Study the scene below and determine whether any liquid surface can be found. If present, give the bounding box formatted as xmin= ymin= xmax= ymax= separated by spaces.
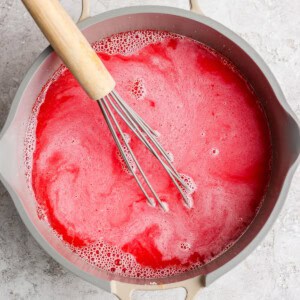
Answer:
xmin=26 ymin=30 xmax=272 ymax=278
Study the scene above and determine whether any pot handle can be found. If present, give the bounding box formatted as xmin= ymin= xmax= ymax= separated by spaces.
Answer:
xmin=189 ymin=0 xmax=203 ymax=15
xmin=79 ymin=0 xmax=90 ymax=22
xmin=111 ymin=275 xmax=203 ymax=300
xmin=78 ymin=0 xmax=203 ymax=22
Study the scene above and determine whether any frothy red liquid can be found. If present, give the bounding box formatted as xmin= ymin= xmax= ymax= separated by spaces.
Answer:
xmin=29 ymin=30 xmax=272 ymax=278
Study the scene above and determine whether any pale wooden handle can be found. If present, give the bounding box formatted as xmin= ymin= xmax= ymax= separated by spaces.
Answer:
xmin=22 ymin=0 xmax=115 ymax=100
xmin=189 ymin=0 xmax=204 ymax=15
xmin=79 ymin=0 xmax=90 ymax=22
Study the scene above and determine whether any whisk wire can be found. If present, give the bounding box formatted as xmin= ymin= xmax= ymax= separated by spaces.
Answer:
xmin=98 ymin=97 xmax=167 ymax=210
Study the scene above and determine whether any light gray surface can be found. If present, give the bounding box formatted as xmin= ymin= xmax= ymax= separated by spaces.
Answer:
xmin=0 ymin=0 xmax=299 ymax=299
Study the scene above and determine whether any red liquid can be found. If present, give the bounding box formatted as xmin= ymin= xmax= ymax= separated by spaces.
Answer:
xmin=28 ymin=31 xmax=272 ymax=278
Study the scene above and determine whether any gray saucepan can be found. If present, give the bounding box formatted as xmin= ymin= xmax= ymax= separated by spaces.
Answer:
xmin=0 ymin=1 xmax=299 ymax=299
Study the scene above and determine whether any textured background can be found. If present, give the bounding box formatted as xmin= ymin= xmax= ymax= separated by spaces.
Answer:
xmin=0 ymin=0 xmax=299 ymax=299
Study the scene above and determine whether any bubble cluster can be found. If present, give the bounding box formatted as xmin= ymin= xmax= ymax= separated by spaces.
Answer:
xmin=178 ymin=174 xmax=197 ymax=208
xmin=73 ymin=239 xmax=203 ymax=279
xmin=36 ymin=205 xmax=46 ymax=220
xmin=116 ymin=134 xmax=137 ymax=174
xmin=130 ymin=78 xmax=146 ymax=101
xmin=24 ymin=65 xmax=67 ymax=187
xmin=93 ymin=30 xmax=183 ymax=56
xmin=180 ymin=174 xmax=197 ymax=193
xmin=222 ymin=242 xmax=234 ymax=253
xmin=180 ymin=242 xmax=191 ymax=251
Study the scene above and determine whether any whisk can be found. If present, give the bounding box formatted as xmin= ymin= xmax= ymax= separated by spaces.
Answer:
xmin=22 ymin=0 xmax=192 ymax=210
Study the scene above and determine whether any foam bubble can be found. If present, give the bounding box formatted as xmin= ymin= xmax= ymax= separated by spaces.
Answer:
xmin=130 ymin=78 xmax=146 ymax=101
xmin=180 ymin=242 xmax=191 ymax=251
xmin=210 ymin=147 xmax=219 ymax=156
xmin=166 ymin=151 xmax=174 ymax=163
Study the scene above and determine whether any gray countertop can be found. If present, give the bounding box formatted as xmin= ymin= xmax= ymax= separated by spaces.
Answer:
xmin=0 ymin=0 xmax=299 ymax=299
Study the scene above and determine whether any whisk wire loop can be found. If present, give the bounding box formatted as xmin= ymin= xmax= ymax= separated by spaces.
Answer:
xmin=97 ymin=90 xmax=193 ymax=210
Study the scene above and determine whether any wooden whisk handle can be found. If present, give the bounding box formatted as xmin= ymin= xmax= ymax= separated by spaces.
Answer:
xmin=22 ymin=0 xmax=116 ymax=100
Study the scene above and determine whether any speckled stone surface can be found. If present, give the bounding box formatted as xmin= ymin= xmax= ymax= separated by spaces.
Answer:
xmin=0 ymin=0 xmax=299 ymax=299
